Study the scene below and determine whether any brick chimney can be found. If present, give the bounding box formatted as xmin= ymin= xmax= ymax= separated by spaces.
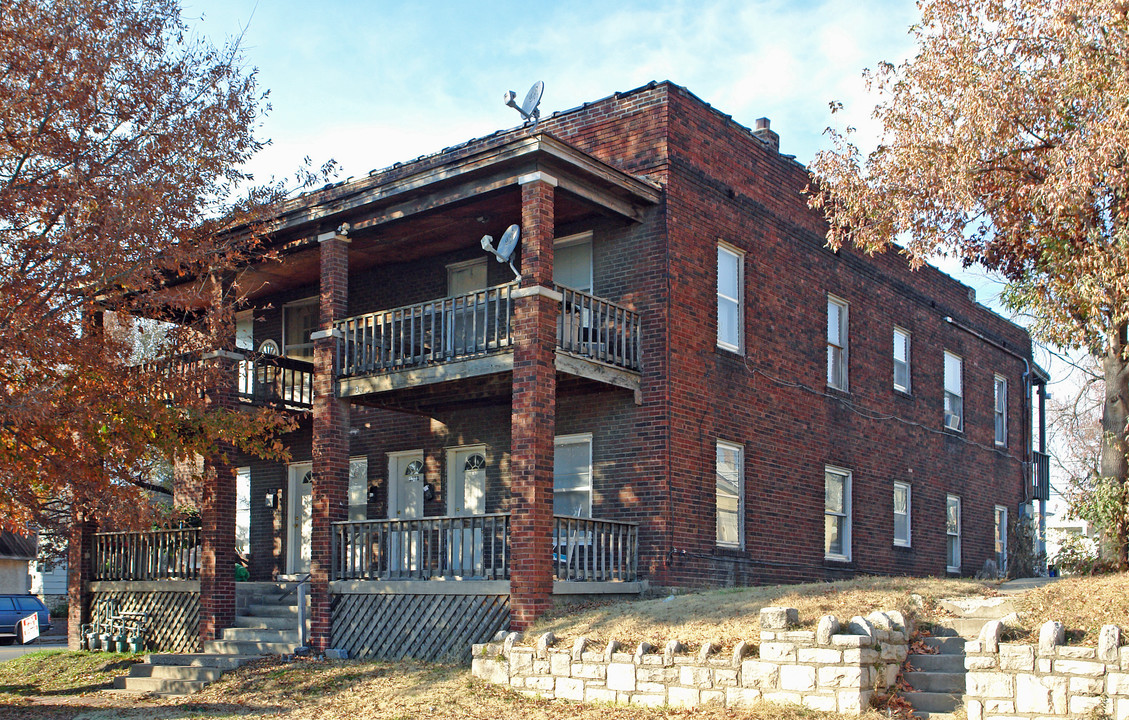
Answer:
xmin=753 ymin=117 xmax=779 ymax=151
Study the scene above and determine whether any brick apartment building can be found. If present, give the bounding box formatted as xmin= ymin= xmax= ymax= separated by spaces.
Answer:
xmin=74 ymin=81 xmax=1050 ymax=659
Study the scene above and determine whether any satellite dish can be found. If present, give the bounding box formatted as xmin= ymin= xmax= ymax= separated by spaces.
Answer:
xmin=480 ymin=224 xmax=522 ymax=281
xmin=504 ymin=81 xmax=544 ymax=129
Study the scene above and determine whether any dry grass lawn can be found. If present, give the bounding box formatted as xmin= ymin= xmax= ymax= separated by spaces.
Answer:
xmin=530 ymin=576 xmax=996 ymax=650
xmin=1011 ymin=572 xmax=1129 ymax=645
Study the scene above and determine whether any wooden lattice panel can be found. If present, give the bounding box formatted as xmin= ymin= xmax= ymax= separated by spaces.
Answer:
xmin=331 ymin=593 xmax=509 ymax=662
xmin=91 ymin=590 xmax=201 ymax=654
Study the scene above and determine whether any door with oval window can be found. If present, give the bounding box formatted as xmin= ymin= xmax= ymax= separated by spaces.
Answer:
xmin=447 ymin=446 xmax=486 ymax=577
xmin=388 ymin=451 xmax=424 ymax=575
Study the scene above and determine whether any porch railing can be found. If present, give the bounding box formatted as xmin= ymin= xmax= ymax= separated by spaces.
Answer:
xmin=335 ymin=283 xmax=516 ymax=376
xmin=553 ymin=515 xmax=639 ymax=582
xmin=331 ymin=514 xmax=511 ymax=581
xmin=556 ymin=286 xmax=642 ymax=372
xmin=92 ymin=528 xmax=201 ymax=581
xmin=1032 ymin=450 xmax=1051 ymax=501
xmin=235 ymin=352 xmax=315 ymax=411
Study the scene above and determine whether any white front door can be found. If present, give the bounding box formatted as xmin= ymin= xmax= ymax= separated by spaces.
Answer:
xmin=388 ymin=451 xmax=424 ymax=575
xmin=287 ymin=462 xmax=313 ymax=575
xmin=447 ymin=446 xmax=486 ymax=577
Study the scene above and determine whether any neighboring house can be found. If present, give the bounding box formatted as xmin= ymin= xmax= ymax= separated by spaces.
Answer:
xmin=1045 ymin=495 xmax=1095 ymax=564
xmin=0 ymin=532 xmax=36 ymax=594
xmin=73 ymin=82 xmax=1051 ymax=658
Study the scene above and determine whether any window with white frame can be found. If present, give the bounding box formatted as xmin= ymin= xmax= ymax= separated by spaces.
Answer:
xmin=283 ymin=297 xmax=318 ymax=359
xmin=827 ymin=296 xmax=848 ymax=390
xmin=716 ymin=441 xmax=743 ymax=547
xmin=348 ymin=456 xmax=369 ymax=521
xmin=554 ymin=434 xmax=592 ymax=517
xmin=824 ymin=467 xmax=852 ymax=560
xmin=893 ymin=481 xmax=911 ymax=547
xmin=717 ymin=244 xmax=743 ymax=352
xmin=994 ymin=375 xmax=1008 ymax=446
xmin=943 ymin=351 xmax=963 ymax=431
xmin=946 ymin=494 xmax=962 ymax=572
xmin=894 ymin=327 xmax=911 ymax=393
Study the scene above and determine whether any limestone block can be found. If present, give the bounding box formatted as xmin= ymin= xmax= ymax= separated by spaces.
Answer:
xmin=726 ymin=686 xmax=763 ymax=708
xmin=763 ymin=690 xmax=803 ymax=706
xmin=471 ymin=657 xmax=508 ymax=685
xmin=1015 ymin=673 xmax=1067 ymax=714
xmin=535 ymin=632 xmax=555 ymax=659
xmin=984 ymin=700 xmax=1015 ymax=714
xmin=1038 ymin=621 xmax=1065 ymax=655
xmin=1057 ymin=659 xmax=1106 ymax=677
xmin=503 ymin=632 xmax=521 ymax=655
xmin=637 ymin=666 xmax=677 ymax=683
xmin=509 ymin=676 xmax=524 ymax=688
xmin=680 ymin=664 xmax=713 ymax=688
xmin=525 ymin=675 xmax=554 ymax=691
xmin=580 ymin=651 xmax=601 ymax=663
xmin=886 ymin=610 xmax=909 ymax=634
xmin=1118 ymin=698 xmax=1129 ymax=720
xmin=572 ymin=663 xmax=605 ymax=680
xmin=714 ymin=668 xmax=739 ymax=687
xmin=803 ymin=693 xmax=839 ymax=711
xmin=668 ymin=686 xmax=700 ymax=708
xmin=979 ymin=620 xmax=1003 ymax=654
xmin=867 ymin=611 xmax=894 ymax=632
xmin=732 ymin=640 xmax=751 ymax=666
xmin=967 ymin=698 xmax=984 ymax=720
xmin=842 ymin=648 xmax=879 ymax=664
xmin=698 ymin=642 xmax=717 ymax=663
xmin=1108 ymin=672 xmax=1129 ymax=695
xmin=817 ymin=615 xmax=841 ymax=645
xmin=611 ymin=652 xmax=632 ymax=663
xmin=606 ymin=662 xmax=636 ymax=692
xmin=1100 ymin=626 xmax=1122 ymax=663
xmin=549 ymin=652 xmax=570 ymax=676
xmin=510 ymin=649 xmax=534 ymax=675
xmin=1071 ymin=695 xmax=1104 ymax=714
xmin=760 ymin=606 xmax=799 ymax=629
xmin=701 ymin=689 xmax=725 ymax=706
xmin=603 ymin=639 xmax=620 ymax=662
xmin=837 ymin=689 xmax=871 ymax=714
xmin=818 ymin=664 xmax=863 ymax=689
xmin=1122 ymin=646 xmax=1129 ymax=670
xmin=880 ymin=643 xmax=906 ymax=662
xmin=999 ymin=644 xmax=1035 ymax=672
xmin=1070 ymin=676 xmax=1104 ymax=695
xmin=628 ymin=693 xmax=666 ymax=707
xmin=832 ymin=634 xmax=869 ymax=648
xmin=799 ymin=648 xmax=844 ymax=664
xmin=967 ymin=671 xmax=1015 ymax=698
xmin=633 ymin=642 xmax=653 ymax=665
xmin=760 ymin=631 xmax=776 ymax=641
xmin=741 ymin=659 xmax=780 ymax=689
xmin=965 ymin=640 xmax=983 ymax=653
xmin=636 ymin=681 xmax=666 ymax=693
xmin=780 ymin=665 xmax=817 ymax=692
xmin=760 ymin=642 xmax=797 ymax=661
xmin=1038 ymin=658 xmax=1052 ymax=672
xmin=848 ymin=616 xmax=876 ymax=643
xmin=783 ymin=630 xmax=817 ymax=643
xmin=532 ymin=660 xmax=549 ymax=674
xmin=585 ymin=685 xmax=617 ymax=703
xmin=570 ymin=636 xmax=588 ymax=662
xmin=555 ymin=676 xmax=585 ymax=701
xmin=640 ymin=655 xmax=662 ymax=666
xmin=883 ymin=664 xmax=900 ymax=689
xmin=1058 ymin=645 xmax=1098 ymax=659
xmin=966 ymin=656 xmax=998 ymax=671
xmin=663 ymin=639 xmax=683 ymax=667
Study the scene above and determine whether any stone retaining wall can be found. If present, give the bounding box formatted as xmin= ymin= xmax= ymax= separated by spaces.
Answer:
xmin=471 ymin=606 xmax=911 ymax=712
xmin=964 ymin=620 xmax=1128 ymax=720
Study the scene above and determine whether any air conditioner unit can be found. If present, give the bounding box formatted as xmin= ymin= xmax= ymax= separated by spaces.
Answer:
xmin=944 ymin=413 xmax=962 ymax=431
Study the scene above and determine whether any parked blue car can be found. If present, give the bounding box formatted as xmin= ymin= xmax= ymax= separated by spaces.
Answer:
xmin=0 ymin=594 xmax=52 ymax=644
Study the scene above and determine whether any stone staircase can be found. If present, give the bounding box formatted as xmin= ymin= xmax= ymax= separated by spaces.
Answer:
xmin=906 ymin=596 xmax=1018 ymax=720
xmin=112 ymin=581 xmax=308 ymax=696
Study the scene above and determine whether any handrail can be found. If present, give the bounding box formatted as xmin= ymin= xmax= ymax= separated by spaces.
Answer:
xmin=278 ymin=572 xmax=311 ymax=648
xmin=92 ymin=528 xmax=201 ymax=581
xmin=552 ymin=514 xmax=639 ymax=582
xmin=555 ymin=285 xmax=642 ymax=371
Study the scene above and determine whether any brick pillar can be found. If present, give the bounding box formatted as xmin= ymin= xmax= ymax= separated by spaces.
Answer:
xmin=67 ymin=511 xmax=97 ymax=650
xmin=309 ymin=229 xmax=350 ymax=652
xmin=509 ymin=173 xmax=559 ymax=630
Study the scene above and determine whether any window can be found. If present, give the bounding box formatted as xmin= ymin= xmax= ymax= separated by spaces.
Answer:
xmin=943 ymin=351 xmax=963 ymax=431
xmin=994 ymin=505 xmax=1008 ymax=576
xmin=554 ymin=434 xmax=592 ymax=517
xmin=236 ymin=467 xmax=251 ymax=557
xmin=893 ymin=481 xmax=911 ymax=547
xmin=716 ymin=441 xmax=743 ymax=547
xmin=946 ymin=494 xmax=961 ymax=572
xmin=717 ymin=244 xmax=743 ymax=352
xmin=349 ymin=456 xmax=369 ymax=521
xmin=994 ymin=375 xmax=1008 ymax=446
xmin=283 ymin=298 xmax=318 ymax=359
xmin=827 ymin=296 xmax=848 ymax=390
xmin=824 ymin=467 xmax=851 ymax=561
xmin=893 ymin=327 xmax=911 ymax=393
xmin=554 ymin=233 xmax=593 ymax=292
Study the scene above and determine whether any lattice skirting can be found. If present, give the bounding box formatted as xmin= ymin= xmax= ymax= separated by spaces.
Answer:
xmin=90 ymin=590 xmax=201 ymax=654
xmin=331 ymin=593 xmax=509 ymax=662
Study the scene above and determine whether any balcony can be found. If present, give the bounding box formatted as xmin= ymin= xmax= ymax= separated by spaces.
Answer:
xmin=334 ymin=283 xmax=642 ymax=399
xmin=1032 ymin=450 xmax=1050 ymax=501
xmin=146 ymin=351 xmax=314 ymax=412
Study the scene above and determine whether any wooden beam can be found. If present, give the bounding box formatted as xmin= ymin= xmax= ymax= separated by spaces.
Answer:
xmin=554 ymin=352 xmax=641 ymax=393
xmin=330 ymin=580 xmax=510 ymax=595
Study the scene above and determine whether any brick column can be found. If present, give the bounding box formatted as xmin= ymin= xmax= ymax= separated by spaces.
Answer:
xmin=67 ymin=511 xmax=97 ymax=650
xmin=309 ymin=228 xmax=350 ymax=652
xmin=509 ymin=173 xmax=559 ymax=630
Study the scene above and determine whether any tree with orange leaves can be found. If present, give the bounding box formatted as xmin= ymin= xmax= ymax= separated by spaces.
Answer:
xmin=0 ymin=0 xmax=308 ymax=540
xmin=809 ymin=0 xmax=1129 ymax=569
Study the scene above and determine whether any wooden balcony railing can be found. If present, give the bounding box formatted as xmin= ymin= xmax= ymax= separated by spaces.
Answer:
xmin=1033 ymin=450 xmax=1051 ymax=501
xmin=556 ymin=285 xmax=642 ymax=372
xmin=235 ymin=352 xmax=315 ymax=411
xmin=331 ymin=514 xmax=511 ymax=581
xmin=92 ymin=528 xmax=200 ymax=581
xmin=335 ymin=283 xmax=516 ymax=377
xmin=553 ymin=515 xmax=639 ymax=582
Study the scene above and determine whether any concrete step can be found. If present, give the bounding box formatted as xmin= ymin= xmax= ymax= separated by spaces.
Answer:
xmin=145 ymin=653 xmax=257 ymax=669
xmin=202 ymin=639 xmax=299 ymax=655
xmin=907 ymin=653 xmax=966 ymax=672
xmin=127 ymin=664 xmax=223 ymax=682
xmin=245 ymin=604 xmax=300 ymax=617
xmin=922 ymin=636 xmax=967 ymax=653
xmin=221 ymin=628 xmax=300 ymax=643
xmin=935 ymin=617 xmax=990 ymax=639
xmin=906 ymin=691 xmax=963 ymax=714
xmin=235 ymin=615 xmax=298 ymax=630
xmin=112 ymin=676 xmax=208 ymax=695
xmin=938 ymin=597 xmax=1017 ymax=619
xmin=904 ymin=672 xmax=966 ymax=693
